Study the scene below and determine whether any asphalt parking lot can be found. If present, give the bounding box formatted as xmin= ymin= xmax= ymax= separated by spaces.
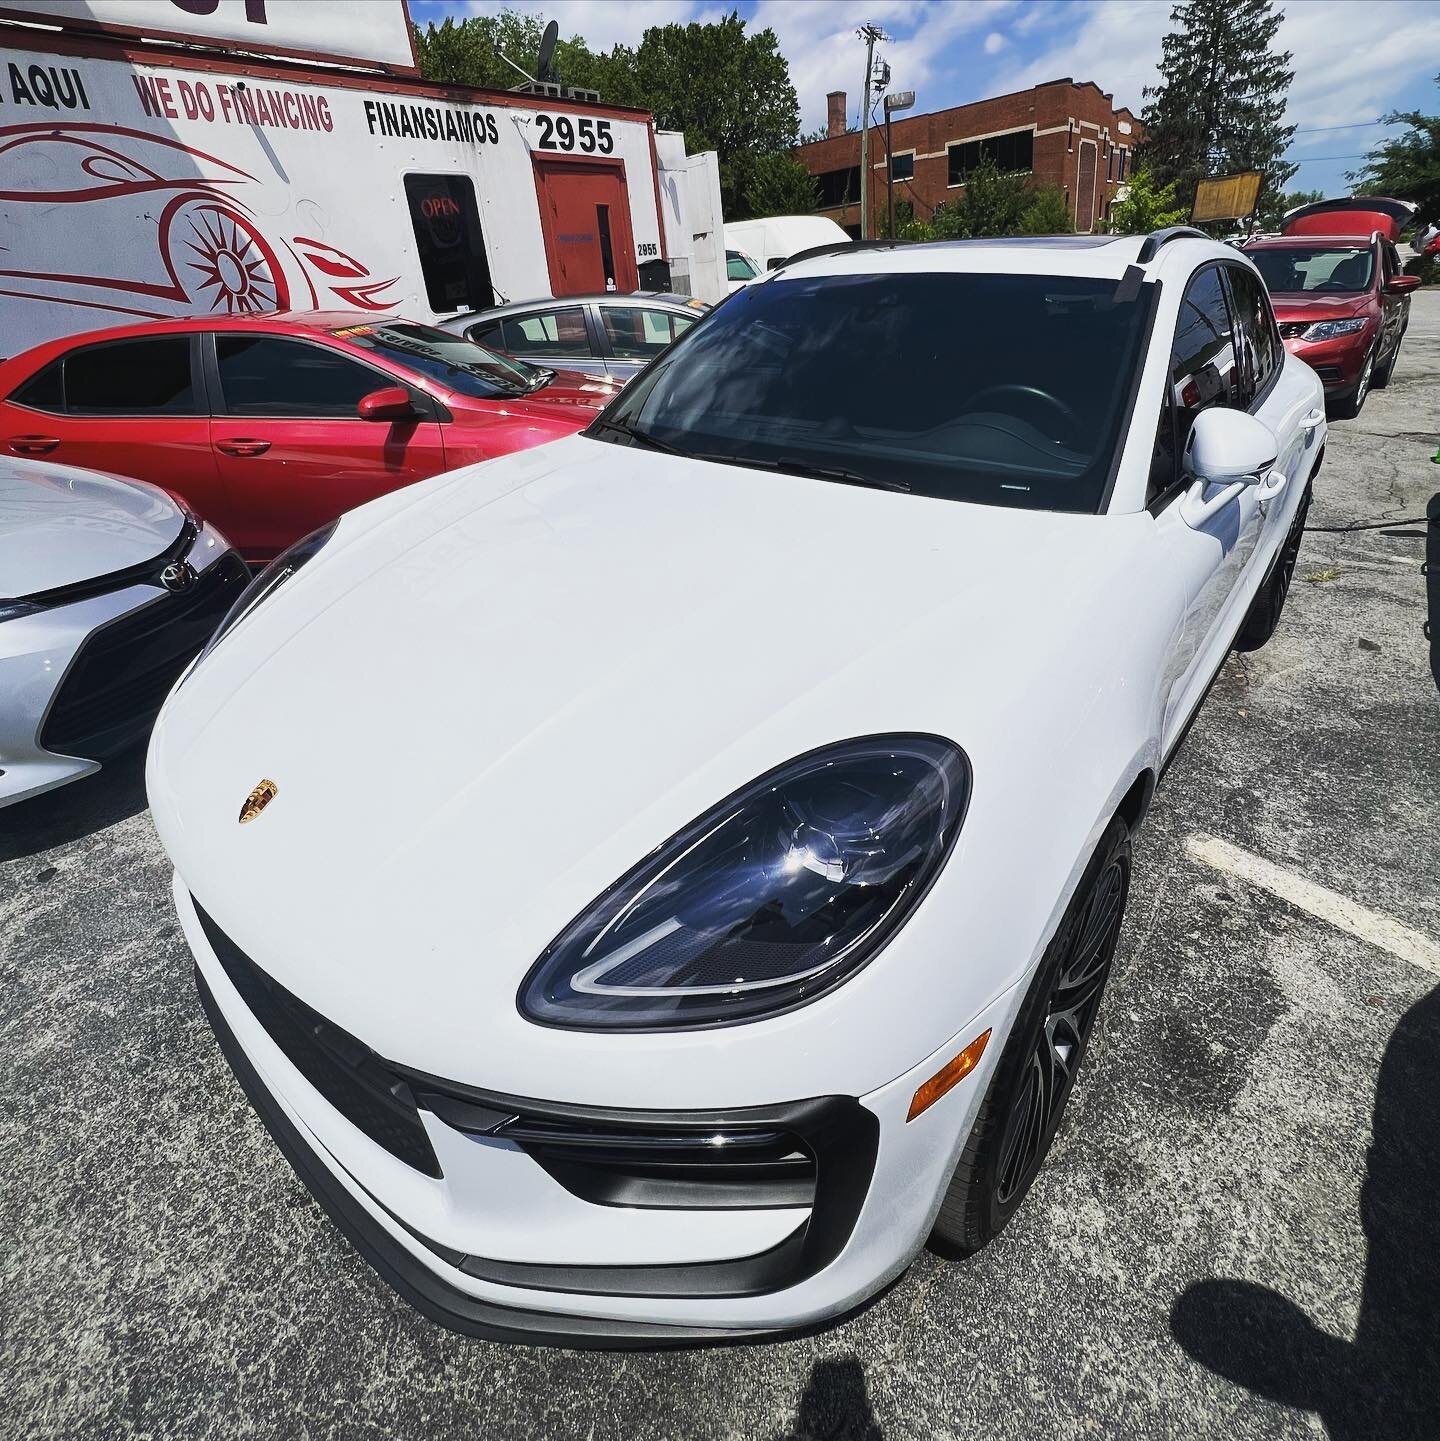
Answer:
xmin=4 ymin=294 xmax=1438 ymax=1441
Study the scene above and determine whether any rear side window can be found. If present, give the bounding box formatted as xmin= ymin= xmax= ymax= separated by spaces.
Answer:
xmin=500 ymin=308 xmax=592 ymax=359
xmin=601 ymin=307 xmax=695 ymax=361
xmin=65 ymin=338 xmax=197 ymax=415
xmin=466 ymin=322 xmax=506 ymax=349
xmin=216 ymin=337 xmax=381 ymax=417
xmin=1225 ymin=265 xmax=1282 ymax=402
xmin=12 ymin=360 xmax=63 ymax=413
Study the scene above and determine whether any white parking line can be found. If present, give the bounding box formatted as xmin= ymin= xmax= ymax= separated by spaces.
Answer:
xmin=1185 ymin=833 xmax=1440 ymax=977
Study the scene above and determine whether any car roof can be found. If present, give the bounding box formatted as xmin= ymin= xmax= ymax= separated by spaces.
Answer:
xmin=12 ymin=311 xmax=406 ymax=353
xmin=459 ymin=293 xmax=702 ymax=321
xmin=1244 ymin=235 xmax=1374 ymax=249
xmin=770 ymin=232 xmax=1237 ymax=283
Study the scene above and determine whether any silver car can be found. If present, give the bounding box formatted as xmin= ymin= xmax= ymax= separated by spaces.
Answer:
xmin=438 ymin=292 xmax=708 ymax=382
xmin=0 ymin=455 xmax=244 ymax=807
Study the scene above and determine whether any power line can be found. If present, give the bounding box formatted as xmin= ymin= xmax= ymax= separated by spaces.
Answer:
xmin=1291 ymin=119 xmax=1386 ymax=134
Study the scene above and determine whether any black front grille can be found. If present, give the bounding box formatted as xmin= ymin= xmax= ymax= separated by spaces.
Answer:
xmin=40 ymin=551 xmax=248 ymax=761
xmin=194 ymin=902 xmax=443 ymax=1177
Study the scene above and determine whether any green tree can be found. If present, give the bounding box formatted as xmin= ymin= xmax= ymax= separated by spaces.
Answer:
xmin=1107 ymin=167 xmax=1189 ymax=232
xmin=742 ymin=152 xmax=818 ymax=218
xmin=631 ymin=13 xmax=800 ymax=218
xmin=1140 ymin=0 xmax=1297 ymax=218
xmin=1350 ymin=75 xmax=1440 ymax=228
xmin=1018 ymin=185 xmax=1075 ymax=235
xmin=939 ymin=158 xmax=1030 ymax=236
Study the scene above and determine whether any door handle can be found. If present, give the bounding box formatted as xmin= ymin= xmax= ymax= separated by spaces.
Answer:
xmin=1299 ymin=409 xmax=1325 ymax=432
xmin=8 ymin=435 xmax=59 ymax=456
xmin=216 ymin=438 xmax=271 ymax=457
xmin=1256 ymin=469 xmax=1288 ymax=501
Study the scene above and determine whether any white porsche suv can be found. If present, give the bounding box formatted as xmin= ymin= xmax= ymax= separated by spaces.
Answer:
xmin=147 ymin=229 xmax=1323 ymax=1345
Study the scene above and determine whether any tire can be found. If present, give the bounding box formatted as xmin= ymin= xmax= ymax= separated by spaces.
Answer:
xmin=1234 ymin=480 xmax=1313 ymax=651
xmin=1328 ymin=346 xmax=1376 ymax=419
xmin=929 ymin=816 xmax=1131 ymax=1258
xmin=1371 ymin=334 xmax=1401 ymax=390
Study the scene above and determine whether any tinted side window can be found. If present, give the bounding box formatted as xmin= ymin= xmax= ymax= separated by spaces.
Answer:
xmin=65 ymin=338 xmax=197 ymax=415
xmin=500 ymin=309 xmax=592 ymax=359
xmin=466 ymin=322 xmax=506 ymax=349
xmin=12 ymin=360 xmax=64 ymax=413
xmin=1226 ymin=265 xmax=1282 ymax=402
xmin=216 ymin=337 xmax=381 ymax=417
xmin=1171 ymin=266 xmax=1239 ymax=445
xmin=601 ymin=307 xmax=693 ymax=361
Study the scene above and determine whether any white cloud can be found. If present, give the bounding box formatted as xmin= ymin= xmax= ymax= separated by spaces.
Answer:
xmin=984 ymin=31 xmax=1007 ymax=54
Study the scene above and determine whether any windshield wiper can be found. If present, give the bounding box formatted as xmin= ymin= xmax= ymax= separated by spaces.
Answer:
xmin=589 ymin=415 xmax=685 ymax=455
xmin=771 ymin=457 xmax=910 ymax=494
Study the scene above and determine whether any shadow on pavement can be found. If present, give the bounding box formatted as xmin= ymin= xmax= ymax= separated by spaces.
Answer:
xmin=1171 ymin=985 xmax=1440 ymax=1438
xmin=775 ymin=1356 xmax=883 ymax=1440
xmin=0 ymin=746 xmax=149 ymax=863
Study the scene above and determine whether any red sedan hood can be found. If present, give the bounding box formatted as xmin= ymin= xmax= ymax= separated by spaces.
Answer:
xmin=520 ymin=368 xmax=622 ymax=413
xmin=1268 ymin=293 xmax=1371 ymax=322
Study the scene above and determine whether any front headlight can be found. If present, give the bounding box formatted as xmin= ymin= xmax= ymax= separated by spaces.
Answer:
xmin=519 ymin=734 xmax=970 ymax=1031
xmin=194 ymin=521 xmax=336 ymax=668
xmin=1300 ymin=317 xmax=1368 ymax=342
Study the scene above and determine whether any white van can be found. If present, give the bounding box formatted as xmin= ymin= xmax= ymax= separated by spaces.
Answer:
xmin=723 ymin=215 xmax=851 ymax=274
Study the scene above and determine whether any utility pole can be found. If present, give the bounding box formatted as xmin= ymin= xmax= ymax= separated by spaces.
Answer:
xmin=856 ymin=23 xmax=887 ymax=239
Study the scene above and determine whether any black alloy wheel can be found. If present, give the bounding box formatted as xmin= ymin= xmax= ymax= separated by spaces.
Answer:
xmin=930 ymin=817 xmax=1131 ymax=1257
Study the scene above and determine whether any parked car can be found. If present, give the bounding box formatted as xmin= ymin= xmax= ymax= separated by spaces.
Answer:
xmin=1 ymin=454 xmax=244 ymax=807
xmin=0 ymin=313 xmax=618 ymax=563
xmin=439 ymin=293 xmax=709 ymax=383
xmin=148 ymin=230 xmax=1323 ymax=1345
xmin=723 ymin=215 xmax=852 ymax=272
xmin=1245 ymin=228 xmax=1418 ymax=417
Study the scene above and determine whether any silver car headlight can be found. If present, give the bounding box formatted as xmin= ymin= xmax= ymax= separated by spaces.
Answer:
xmin=519 ymin=734 xmax=970 ymax=1031
xmin=193 ymin=521 xmax=337 ymax=669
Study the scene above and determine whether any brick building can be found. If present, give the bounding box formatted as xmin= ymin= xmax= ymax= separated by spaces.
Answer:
xmin=795 ymin=78 xmax=1142 ymax=238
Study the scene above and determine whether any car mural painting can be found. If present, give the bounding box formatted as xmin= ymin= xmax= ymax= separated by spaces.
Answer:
xmin=0 ymin=123 xmax=399 ymax=326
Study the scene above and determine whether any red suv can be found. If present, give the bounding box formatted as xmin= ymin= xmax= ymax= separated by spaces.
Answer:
xmin=1244 ymin=198 xmax=1419 ymax=418
xmin=0 ymin=313 xmax=619 ymax=562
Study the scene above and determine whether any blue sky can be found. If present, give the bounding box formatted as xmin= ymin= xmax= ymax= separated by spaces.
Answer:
xmin=411 ymin=0 xmax=1440 ymax=198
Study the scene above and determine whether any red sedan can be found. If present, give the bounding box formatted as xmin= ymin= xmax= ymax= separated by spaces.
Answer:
xmin=0 ymin=313 xmax=619 ymax=562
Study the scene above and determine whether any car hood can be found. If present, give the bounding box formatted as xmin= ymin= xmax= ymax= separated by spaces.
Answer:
xmin=0 ymin=457 xmax=182 ymax=597
xmin=512 ymin=369 xmax=621 ymax=416
xmin=150 ymin=436 xmax=1148 ymax=1085
xmin=1269 ymin=292 xmax=1372 ymax=322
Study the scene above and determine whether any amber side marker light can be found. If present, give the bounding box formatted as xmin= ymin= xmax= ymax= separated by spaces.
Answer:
xmin=906 ymin=1029 xmax=992 ymax=1122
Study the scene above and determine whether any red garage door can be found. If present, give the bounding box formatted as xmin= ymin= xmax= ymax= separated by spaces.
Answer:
xmin=533 ymin=156 xmax=640 ymax=296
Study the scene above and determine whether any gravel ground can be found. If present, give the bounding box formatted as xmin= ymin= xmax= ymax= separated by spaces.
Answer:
xmin=3 ymin=294 xmax=1438 ymax=1441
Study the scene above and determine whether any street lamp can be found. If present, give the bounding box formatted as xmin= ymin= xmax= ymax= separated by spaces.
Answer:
xmin=884 ymin=90 xmax=915 ymax=240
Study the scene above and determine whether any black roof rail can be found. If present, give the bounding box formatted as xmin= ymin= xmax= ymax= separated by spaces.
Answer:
xmin=1135 ymin=225 xmax=1210 ymax=263
xmin=771 ymin=238 xmax=907 ymax=274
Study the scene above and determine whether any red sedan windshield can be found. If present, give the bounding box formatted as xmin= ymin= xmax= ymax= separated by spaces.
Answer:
xmin=335 ymin=321 xmax=546 ymax=398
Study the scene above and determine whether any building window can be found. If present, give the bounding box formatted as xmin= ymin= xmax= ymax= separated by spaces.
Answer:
xmin=1067 ymin=121 xmax=1073 ymax=153
xmin=948 ymin=128 xmax=1034 ymax=186
xmin=816 ymin=164 xmax=862 ymax=209
xmin=1107 ymin=144 xmax=1114 ymax=182
xmin=890 ymin=152 xmax=914 ymax=182
xmin=1118 ymin=147 xmax=1127 ymax=182
xmin=403 ymin=173 xmax=494 ymax=313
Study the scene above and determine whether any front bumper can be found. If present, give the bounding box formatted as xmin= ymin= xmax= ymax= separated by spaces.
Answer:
xmin=178 ymin=879 xmax=1018 ymax=1345
xmin=0 ymin=524 xmax=244 ymax=808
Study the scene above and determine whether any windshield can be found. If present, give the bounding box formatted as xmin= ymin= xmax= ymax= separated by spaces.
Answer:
xmin=726 ymin=250 xmax=760 ymax=281
xmin=335 ymin=321 xmax=546 ymax=397
xmin=1249 ymin=245 xmax=1374 ymax=295
xmin=590 ymin=270 xmax=1155 ymax=512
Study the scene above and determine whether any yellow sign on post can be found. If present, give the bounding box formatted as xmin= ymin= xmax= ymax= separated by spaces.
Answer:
xmin=1191 ymin=171 xmax=1265 ymax=224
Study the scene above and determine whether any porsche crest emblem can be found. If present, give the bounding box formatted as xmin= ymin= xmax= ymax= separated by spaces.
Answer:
xmin=239 ymin=779 xmax=278 ymax=824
